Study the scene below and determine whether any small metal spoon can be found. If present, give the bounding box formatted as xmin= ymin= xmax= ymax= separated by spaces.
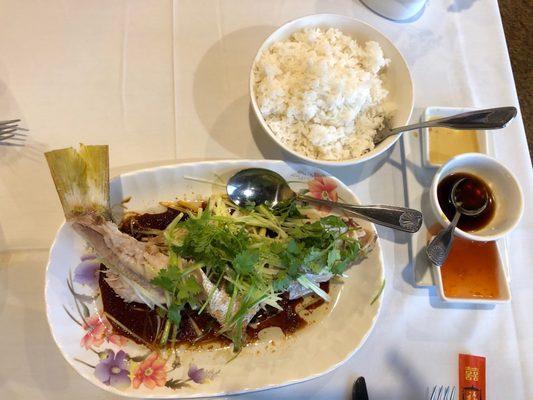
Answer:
xmin=426 ymin=178 xmax=489 ymax=266
xmin=373 ymin=106 xmax=517 ymax=145
xmin=227 ymin=168 xmax=423 ymax=233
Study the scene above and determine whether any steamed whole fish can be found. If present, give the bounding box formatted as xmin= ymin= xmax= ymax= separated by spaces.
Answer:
xmin=45 ymin=144 xmax=256 ymax=330
xmin=46 ymin=144 xmax=377 ymax=353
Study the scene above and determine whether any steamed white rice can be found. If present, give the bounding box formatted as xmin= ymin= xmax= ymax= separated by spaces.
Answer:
xmin=253 ymin=27 xmax=393 ymax=161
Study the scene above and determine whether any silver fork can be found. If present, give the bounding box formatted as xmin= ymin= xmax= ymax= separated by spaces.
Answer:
xmin=0 ymin=119 xmax=23 ymax=143
xmin=430 ymin=385 xmax=456 ymax=400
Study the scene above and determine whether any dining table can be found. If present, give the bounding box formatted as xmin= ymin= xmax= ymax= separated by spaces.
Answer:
xmin=0 ymin=1 xmax=531 ymax=399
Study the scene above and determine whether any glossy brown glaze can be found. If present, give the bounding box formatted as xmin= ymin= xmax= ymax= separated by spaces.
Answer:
xmin=120 ymin=208 xmax=184 ymax=240
xmin=100 ymin=207 xmax=328 ymax=349
xmin=247 ymin=295 xmax=305 ymax=340
xmin=100 ymin=268 xmax=321 ymax=347
xmin=437 ymin=173 xmax=495 ymax=231
xmin=99 ymin=269 xmax=160 ymax=345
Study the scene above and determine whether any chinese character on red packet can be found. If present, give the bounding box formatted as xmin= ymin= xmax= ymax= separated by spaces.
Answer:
xmin=459 ymin=354 xmax=486 ymax=400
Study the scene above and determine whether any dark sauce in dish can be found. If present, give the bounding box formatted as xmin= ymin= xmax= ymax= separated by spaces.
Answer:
xmin=100 ymin=208 xmax=327 ymax=348
xmin=437 ymin=173 xmax=495 ymax=231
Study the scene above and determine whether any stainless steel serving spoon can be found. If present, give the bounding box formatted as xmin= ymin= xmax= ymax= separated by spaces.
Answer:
xmin=373 ymin=106 xmax=517 ymax=145
xmin=227 ymin=168 xmax=423 ymax=233
xmin=426 ymin=178 xmax=489 ymax=266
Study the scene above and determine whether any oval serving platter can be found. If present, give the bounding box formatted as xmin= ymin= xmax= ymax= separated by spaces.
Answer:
xmin=45 ymin=160 xmax=384 ymax=398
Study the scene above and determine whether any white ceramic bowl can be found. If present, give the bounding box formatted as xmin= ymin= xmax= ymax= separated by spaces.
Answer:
xmin=249 ymin=14 xmax=414 ymax=167
xmin=430 ymin=153 xmax=523 ymax=241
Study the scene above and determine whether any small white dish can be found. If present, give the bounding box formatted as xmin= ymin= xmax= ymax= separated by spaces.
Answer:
xmin=429 ymin=153 xmax=523 ymax=242
xmin=431 ymin=247 xmax=511 ymax=304
xmin=249 ymin=14 xmax=413 ymax=167
xmin=421 ymin=107 xmax=490 ymax=168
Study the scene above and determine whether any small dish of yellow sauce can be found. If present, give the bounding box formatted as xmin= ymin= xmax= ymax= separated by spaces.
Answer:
xmin=422 ymin=107 xmax=489 ymax=168
xmin=428 ymin=125 xmax=480 ymax=165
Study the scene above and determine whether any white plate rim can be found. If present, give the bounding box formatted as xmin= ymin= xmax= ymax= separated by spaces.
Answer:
xmin=44 ymin=159 xmax=385 ymax=398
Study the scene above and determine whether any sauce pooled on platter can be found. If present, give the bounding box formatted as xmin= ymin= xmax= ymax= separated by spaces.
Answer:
xmin=99 ymin=208 xmax=327 ymax=348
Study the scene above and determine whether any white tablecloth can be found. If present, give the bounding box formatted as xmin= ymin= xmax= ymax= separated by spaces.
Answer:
xmin=0 ymin=1 xmax=531 ymax=398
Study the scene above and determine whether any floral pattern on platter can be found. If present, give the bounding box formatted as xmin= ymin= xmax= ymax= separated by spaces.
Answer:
xmin=63 ymin=172 xmax=336 ymax=393
xmin=65 ymin=255 xmax=219 ymax=392
xmin=132 ymin=352 xmax=167 ymax=389
xmin=298 ymin=173 xmax=339 ymax=212
xmin=94 ymin=349 xmax=131 ymax=389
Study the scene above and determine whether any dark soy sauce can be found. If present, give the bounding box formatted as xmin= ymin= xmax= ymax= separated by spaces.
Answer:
xmin=437 ymin=173 xmax=495 ymax=231
xmin=100 ymin=208 xmax=325 ymax=348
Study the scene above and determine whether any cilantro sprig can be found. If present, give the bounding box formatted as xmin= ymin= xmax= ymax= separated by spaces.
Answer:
xmin=150 ymin=195 xmax=366 ymax=351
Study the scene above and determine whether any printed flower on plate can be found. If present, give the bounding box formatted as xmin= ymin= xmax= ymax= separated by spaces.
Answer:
xmin=94 ymin=349 xmax=131 ymax=390
xmin=80 ymin=313 xmax=128 ymax=349
xmin=188 ymin=363 xmax=218 ymax=384
xmin=307 ymin=174 xmax=338 ymax=211
xmin=132 ymin=352 xmax=167 ymax=389
xmin=73 ymin=253 xmax=100 ymax=289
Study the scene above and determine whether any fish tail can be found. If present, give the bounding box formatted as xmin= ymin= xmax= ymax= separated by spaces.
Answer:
xmin=45 ymin=144 xmax=110 ymax=220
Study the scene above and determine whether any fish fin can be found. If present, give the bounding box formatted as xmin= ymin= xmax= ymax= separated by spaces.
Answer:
xmin=45 ymin=144 xmax=110 ymax=219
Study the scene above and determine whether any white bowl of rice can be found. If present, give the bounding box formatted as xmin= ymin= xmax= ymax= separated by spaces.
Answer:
xmin=250 ymin=14 xmax=413 ymax=166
